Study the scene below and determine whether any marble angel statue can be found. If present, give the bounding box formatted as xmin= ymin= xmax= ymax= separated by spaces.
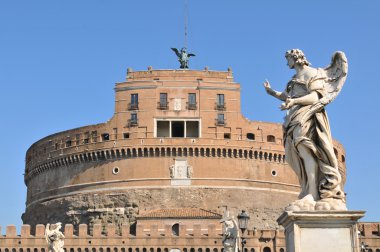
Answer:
xmin=45 ymin=222 xmax=65 ymax=252
xmin=263 ymin=49 xmax=348 ymax=211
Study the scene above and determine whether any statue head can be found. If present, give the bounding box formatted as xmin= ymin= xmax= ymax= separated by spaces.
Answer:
xmin=285 ymin=49 xmax=310 ymax=67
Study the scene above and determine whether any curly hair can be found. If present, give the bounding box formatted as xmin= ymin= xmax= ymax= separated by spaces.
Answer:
xmin=285 ymin=49 xmax=311 ymax=66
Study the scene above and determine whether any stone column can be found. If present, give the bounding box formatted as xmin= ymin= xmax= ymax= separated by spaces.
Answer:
xmin=277 ymin=211 xmax=365 ymax=252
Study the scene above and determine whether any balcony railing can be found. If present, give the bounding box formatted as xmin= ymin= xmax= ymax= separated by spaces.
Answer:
xmin=157 ymin=101 xmax=169 ymax=110
xmin=215 ymin=118 xmax=226 ymax=126
xmin=186 ymin=102 xmax=197 ymax=110
xmin=215 ymin=102 xmax=226 ymax=110
xmin=128 ymin=103 xmax=139 ymax=110
xmin=128 ymin=119 xmax=138 ymax=127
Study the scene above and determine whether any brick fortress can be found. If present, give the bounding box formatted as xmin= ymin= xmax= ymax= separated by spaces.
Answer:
xmin=0 ymin=68 xmax=378 ymax=252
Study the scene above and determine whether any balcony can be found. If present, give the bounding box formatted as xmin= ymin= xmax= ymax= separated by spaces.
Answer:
xmin=128 ymin=119 xmax=138 ymax=127
xmin=215 ymin=118 xmax=226 ymax=126
xmin=157 ymin=101 xmax=169 ymax=110
xmin=128 ymin=103 xmax=139 ymax=110
xmin=186 ymin=102 xmax=197 ymax=110
xmin=215 ymin=102 xmax=226 ymax=111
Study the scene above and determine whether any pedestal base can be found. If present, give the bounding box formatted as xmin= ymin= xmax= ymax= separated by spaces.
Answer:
xmin=277 ymin=211 xmax=365 ymax=252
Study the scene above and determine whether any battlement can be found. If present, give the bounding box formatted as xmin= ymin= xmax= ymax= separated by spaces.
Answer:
xmin=123 ymin=68 xmax=234 ymax=83
xmin=0 ymin=224 xmax=283 ymax=239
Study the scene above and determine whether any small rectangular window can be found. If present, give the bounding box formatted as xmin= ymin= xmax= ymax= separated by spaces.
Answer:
xmin=130 ymin=94 xmax=139 ymax=110
xmin=101 ymin=133 xmax=110 ymax=141
xmin=75 ymin=134 xmax=81 ymax=145
xmin=83 ymin=132 xmax=89 ymax=144
xmin=66 ymin=139 xmax=72 ymax=147
xmin=217 ymin=94 xmax=224 ymax=105
xmin=158 ymin=93 xmax=168 ymax=110
xmin=123 ymin=133 xmax=130 ymax=139
xmin=91 ymin=131 xmax=97 ymax=143
xmin=188 ymin=93 xmax=197 ymax=110
xmin=129 ymin=113 xmax=138 ymax=126
xmin=216 ymin=113 xmax=225 ymax=125
xmin=216 ymin=94 xmax=225 ymax=110
xmin=224 ymin=133 xmax=231 ymax=139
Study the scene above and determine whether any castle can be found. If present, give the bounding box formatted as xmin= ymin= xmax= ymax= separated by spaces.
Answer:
xmin=0 ymin=68 xmax=378 ymax=252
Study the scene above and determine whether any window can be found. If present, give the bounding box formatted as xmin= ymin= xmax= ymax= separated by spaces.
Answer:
xmin=91 ymin=131 xmax=98 ymax=143
xmin=158 ymin=93 xmax=168 ymax=109
xmin=123 ymin=133 xmax=130 ymax=139
xmin=216 ymin=94 xmax=225 ymax=110
xmin=216 ymin=113 xmax=225 ymax=125
xmin=83 ymin=132 xmax=89 ymax=144
xmin=156 ymin=120 xmax=200 ymax=138
xmin=172 ymin=223 xmax=179 ymax=236
xmin=267 ymin=135 xmax=275 ymax=142
xmin=172 ymin=121 xmax=185 ymax=137
xmin=188 ymin=93 xmax=197 ymax=109
xmin=246 ymin=133 xmax=255 ymax=140
xmin=129 ymin=113 xmax=138 ymax=126
xmin=157 ymin=121 xmax=170 ymax=137
xmin=66 ymin=139 xmax=72 ymax=147
xmin=102 ymin=133 xmax=110 ymax=141
xmin=75 ymin=134 xmax=81 ymax=145
xmin=130 ymin=93 xmax=138 ymax=110
xmin=224 ymin=133 xmax=231 ymax=139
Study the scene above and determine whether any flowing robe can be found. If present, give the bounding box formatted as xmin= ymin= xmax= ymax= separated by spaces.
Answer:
xmin=283 ymin=69 xmax=345 ymax=201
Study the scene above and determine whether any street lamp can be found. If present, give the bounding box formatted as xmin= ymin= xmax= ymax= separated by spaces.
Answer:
xmin=237 ymin=210 xmax=250 ymax=252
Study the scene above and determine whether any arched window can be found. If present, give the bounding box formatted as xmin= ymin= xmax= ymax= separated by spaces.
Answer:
xmin=172 ymin=223 xmax=179 ymax=236
xmin=279 ymin=249 xmax=285 ymax=252
xmin=342 ymin=155 xmax=345 ymax=162
xmin=263 ymin=247 xmax=271 ymax=252
xmin=267 ymin=135 xmax=275 ymax=143
xmin=250 ymin=249 xmax=255 ymax=252
xmin=246 ymin=133 xmax=255 ymax=140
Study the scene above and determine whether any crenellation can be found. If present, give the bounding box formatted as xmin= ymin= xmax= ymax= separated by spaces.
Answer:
xmin=6 ymin=226 xmax=16 ymax=238
xmin=64 ymin=224 xmax=73 ymax=238
xmin=121 ymin=224 xmax=129 ymax=237
xmin=21 ymin=225 xmax=31 ymax=238
xmin=35 ymin=225 xmax=45 ymax=238
xmin=106 ymin=224 xmax=116 ymax=237
xmin=78 ymin=224 xmax=88 ymax=237
xmin=92 ymin=224 xmax=102 ymax=238
xmin=193 ymin=225 xmax=201 ymax=237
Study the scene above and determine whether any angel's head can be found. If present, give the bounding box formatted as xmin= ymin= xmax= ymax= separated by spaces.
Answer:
xmin=285 ymin=49 xmax=310 ymax=68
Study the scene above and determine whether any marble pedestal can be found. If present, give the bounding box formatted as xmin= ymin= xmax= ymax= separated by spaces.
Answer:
xmin=277 ymin=211 xmax=365 ymax=252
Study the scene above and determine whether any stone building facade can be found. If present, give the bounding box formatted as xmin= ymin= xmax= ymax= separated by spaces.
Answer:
xmin=2 ymin=67 xmax=375 ymax=252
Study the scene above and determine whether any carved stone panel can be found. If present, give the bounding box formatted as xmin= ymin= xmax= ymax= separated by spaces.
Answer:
xmin=170 ymin=158 xmax=192 ymax=185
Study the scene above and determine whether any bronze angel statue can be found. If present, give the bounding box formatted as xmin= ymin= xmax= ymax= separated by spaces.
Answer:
xmin=263 ymin=49 xmax=348 ymax=211
xmin=171 ymin=47 xmax=195 ymax=69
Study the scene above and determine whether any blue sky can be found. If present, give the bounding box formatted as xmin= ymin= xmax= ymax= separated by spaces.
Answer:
xmin=0 ymin=1 xmax=379 ymax=231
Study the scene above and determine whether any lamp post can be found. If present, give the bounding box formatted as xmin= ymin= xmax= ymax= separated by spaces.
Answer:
xmin=237 ymin=210 xmax=250 ymax=252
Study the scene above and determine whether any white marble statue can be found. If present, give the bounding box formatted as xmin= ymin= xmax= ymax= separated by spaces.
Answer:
xmin=263 ymin=49 xmax=348 ymax=211
xmin=220 ymin=216 xmax=239 ymax=252
xmin=45 ymin=222 xmax=65 ymax=252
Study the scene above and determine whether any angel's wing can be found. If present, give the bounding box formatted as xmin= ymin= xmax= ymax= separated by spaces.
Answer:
xmin=45 ymin=223 xmax=50 ymax=243
xmin=320 ymin=51 xmax=348 ymax=105
xmin=171 ymin=48 xmax=180 ymax=57
xmin=188 ymin=53 xmax=196 ymax=57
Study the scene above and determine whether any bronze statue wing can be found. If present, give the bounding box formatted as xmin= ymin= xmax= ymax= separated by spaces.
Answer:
xmin=171 ymin=48 xmax=181 ymax=58
xmin=320 ymin=51 xmax=348 ymax=105
xmin=188 ymin=53 xmax=196 ymax=57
